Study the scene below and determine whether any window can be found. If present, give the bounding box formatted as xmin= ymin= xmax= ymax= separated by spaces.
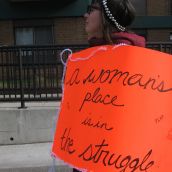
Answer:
xmin=131 ymin=0 xmax=146 ymax=16
xmin=15 ymin=26 xmax=53 ymax=45
xmin=14 ymin=23 xmax=54 ymax=63
xmin=34 ymin=26 xmax=53 ymax=45
xmin=15 ymin=27 xmax=33 ymax=45
xmin=170 ymin=32 xmax=172 ymax=41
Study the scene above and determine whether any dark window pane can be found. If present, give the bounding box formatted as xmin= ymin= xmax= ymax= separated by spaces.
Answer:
xmin=15 ymin=27 xmax=33 ymax=45
xmin=15 ymin=26 xmax=53 ymax=45
xmin=34 ymin=26 xmax=53 ymax=45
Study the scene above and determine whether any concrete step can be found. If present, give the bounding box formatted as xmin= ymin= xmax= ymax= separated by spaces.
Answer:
xmin=0 ymin=142 xmax=72 ymax=172
xmin=0 ymin=102 xmax=60 ymax=145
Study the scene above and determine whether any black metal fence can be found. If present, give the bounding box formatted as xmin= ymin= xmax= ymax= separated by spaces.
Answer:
xmin=147 ymin=42 xmax=172 ymax=54
xmin=0 ymin=45 xmax=87 ymax=108
xmin=0 ymin=43 xmax=171 ymax=108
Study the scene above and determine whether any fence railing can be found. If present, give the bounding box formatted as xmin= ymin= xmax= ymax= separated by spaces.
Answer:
xmin=146 ymin=42 xmax=172 ymax=54
xmin=0 ymin=45 xmax=87 ymax=108
xmin=0 ymin=43 xmax=171 ymax=108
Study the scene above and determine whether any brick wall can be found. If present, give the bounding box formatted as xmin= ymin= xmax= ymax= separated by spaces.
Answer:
xmin=0 ymin=21 xmax=14 ymax=46
xmin=147 ymin=29 xmax=171 ymax=42
xmin=147 ymin=0 xmax=169 ymax=16
xmin=0 ymin=18 xmax=88 ymax=46
xmin=146 ymin=0 xmax=171 ymax=42
xmin=54 ymin=17 xmax=88 ymax=45
xmin=0 ymin=0 xmax=171 ymax=45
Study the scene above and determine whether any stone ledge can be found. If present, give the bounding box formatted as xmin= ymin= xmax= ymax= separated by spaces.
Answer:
xmin=0 ymin=105 xmax=59 ymax=145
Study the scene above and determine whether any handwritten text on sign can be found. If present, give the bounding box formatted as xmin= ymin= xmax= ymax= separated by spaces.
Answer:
xmin=52 ymin=45 xmax=172 ymax=172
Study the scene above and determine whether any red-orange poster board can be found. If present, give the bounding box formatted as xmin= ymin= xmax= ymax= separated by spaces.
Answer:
xmin=52 ymin=45 xmax=172 ymax=172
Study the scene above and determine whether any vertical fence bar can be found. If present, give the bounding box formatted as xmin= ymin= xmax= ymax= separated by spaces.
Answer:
xmin=18 ymin=48 xmax=26 ymax=109
xmin=1 ymin=49 xmax=5 ymax=99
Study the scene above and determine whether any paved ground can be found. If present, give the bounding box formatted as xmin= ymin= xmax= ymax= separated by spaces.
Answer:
xmin=0 ymin=142 xmax=72 ymax=172
xmin=0 ymin=102 xmax=73 ymax=172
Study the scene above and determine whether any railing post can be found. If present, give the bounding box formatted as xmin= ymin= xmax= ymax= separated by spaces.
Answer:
xmin=159 ymin=44 xmax=163 ymax=52
xmin=18 ymin=48 xmax=26 ymax=109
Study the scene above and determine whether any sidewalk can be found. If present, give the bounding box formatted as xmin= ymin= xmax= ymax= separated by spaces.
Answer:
xmin=0 ymin=102 xmax=72 ymax=171
xmin=0 ymin=142 xmax=72 ymax=172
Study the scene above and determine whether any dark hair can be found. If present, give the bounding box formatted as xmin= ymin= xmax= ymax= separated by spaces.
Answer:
xmin=92 ymin=0 xmax=135 ymax=28
xmin=91 ymin=0 xmax=136 ymax=43
xmin=106 ymin=0 xmax=135 ymax=27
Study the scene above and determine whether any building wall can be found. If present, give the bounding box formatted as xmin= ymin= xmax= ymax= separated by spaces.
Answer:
xmin=0 ymin=21 xmax=14 ymax=46
xmin=0 ymin=0 xmax=171 ymax=45
xmin=146 ymin=0 xmax=172 ymax=42
xmin=147 ymin=29 xmax=172 ymax=42
xmin=147 ymin=0 xmax=169 ymax=16
xmin=54 ymin=17 xmax=87 ymax=45
xmin=0 ymin=17 xmax=88 ymax=46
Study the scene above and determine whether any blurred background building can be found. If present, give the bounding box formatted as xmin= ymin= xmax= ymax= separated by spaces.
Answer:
xmin=0 ymin=0 xmax=172 ymax=46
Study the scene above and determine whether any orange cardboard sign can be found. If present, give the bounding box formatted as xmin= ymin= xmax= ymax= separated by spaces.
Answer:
xmin=52 ymin=45 xmax=172 ymax=172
